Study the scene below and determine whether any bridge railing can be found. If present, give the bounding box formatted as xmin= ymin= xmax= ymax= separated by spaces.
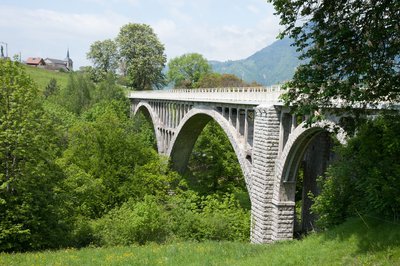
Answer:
xmin=129 ymin=85 xmax=285 ymax=104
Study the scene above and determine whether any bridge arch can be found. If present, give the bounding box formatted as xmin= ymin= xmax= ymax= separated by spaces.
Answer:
xmin=133 ymin=102 xmax=162 ymax=153
xmin=274 ymin=119 xmax=347 ymax=233
xmin=167 ymin=107 xmax=252 ymax=194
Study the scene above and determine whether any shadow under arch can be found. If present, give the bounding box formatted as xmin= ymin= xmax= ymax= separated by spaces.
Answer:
xmin=133 ymin=102 xmax=161 ymax=152
xmin=167 ymin=108 xmax=252 ymax=194
xmin=275 ymin=120 xmax=347 ymax=234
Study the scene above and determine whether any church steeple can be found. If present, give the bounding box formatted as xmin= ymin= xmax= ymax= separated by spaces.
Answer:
xmin=65 ymin=48 xmax=73 ymax=71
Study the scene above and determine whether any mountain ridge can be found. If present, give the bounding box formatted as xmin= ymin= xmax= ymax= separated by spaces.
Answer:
xmin=210 ymin=38 xmax=300 ymax=86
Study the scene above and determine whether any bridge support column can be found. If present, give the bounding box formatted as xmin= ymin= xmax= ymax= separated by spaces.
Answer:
xmin=250 ymin=105 xmax=281 ymax=243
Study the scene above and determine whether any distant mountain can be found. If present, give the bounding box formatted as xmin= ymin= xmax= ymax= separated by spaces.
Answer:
xmin=210 ymin=38 xmax=300 ymax=86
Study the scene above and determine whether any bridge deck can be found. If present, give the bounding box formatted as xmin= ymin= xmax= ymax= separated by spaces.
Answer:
xmin=129 ymin=86 xmax=285 ymax=105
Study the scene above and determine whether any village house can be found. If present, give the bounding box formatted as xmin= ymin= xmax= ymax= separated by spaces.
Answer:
xmin=25 ymin=49 xmax=73 ymax=72
xmin=26 ymin=57 xmax=46 ymax=67
xmin=44 ymin=49 xmax=73 ymax=71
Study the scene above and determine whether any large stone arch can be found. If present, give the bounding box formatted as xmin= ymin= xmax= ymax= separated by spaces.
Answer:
xmin=167 ymin=107 xmax=253 ymax=194
xmin=274 ymin=119 xmax=347 ymax=235
xmin=133 ymin=102 xmax=162 ymax=153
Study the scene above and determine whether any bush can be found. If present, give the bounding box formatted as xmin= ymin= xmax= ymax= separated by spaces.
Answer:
xmin=167 ymin=192 xmax=250 ymax=241
xmin=92 ymin=196 xmax=169 ymax=246
xmin=312 ymin=115 xmax=400 ymax=228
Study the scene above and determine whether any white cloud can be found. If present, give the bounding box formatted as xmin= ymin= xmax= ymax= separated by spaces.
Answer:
xmin=0 ymin=1 xmax=282 ymax=68
xmin=161 ymin=15 xmax=282 ymax=62
xmin=116 ymin=0 xmax=140 ymax=7
xmin=0 ymin=5 xmax=129 ymax=67
xmin=153 ymin=19 xmax=178 ymax=40
xmin=81 ymin=0 xmax=139 ymax=6
xmin=247 ymin=5 xmax=260 ymax=14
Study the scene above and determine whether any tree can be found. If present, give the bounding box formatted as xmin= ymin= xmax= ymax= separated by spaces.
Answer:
xmin=58 ymin=73 xmax=93 ymax=115
xmin=312 ymin=115 xmax=400 ymax=228
xmin=0 ymin=60 xmax=66 ymax=251
xmin=167 ymin=53 xmax=212 ymax=88
xmin=117 ymin=23 xmax=166 ymax=90
xmin=197 ymin=73 xmax=261 ymax=88
xmin=187 ymin=121 xmax=246 ymax=195
xmin=87 ymin=39 xmax=119 ymax=81
xmin=268 ymin=0 xmax=400 ymax=117
xmin=44 ymin=78 xmax=59 ymax=98
xmin=85 ymin=39 xmax=119 ymax=82
xmin=58 ymin=100 xmax=178 ymax=219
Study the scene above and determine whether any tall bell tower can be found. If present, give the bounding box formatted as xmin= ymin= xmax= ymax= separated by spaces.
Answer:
xmin=65 ymin=49 xmax=73 ymax=71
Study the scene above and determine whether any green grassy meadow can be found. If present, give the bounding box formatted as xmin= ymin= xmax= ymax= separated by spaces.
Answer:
xmin=1 ymin=217 xmax=399 ymax=266
xmin=22 ymin=65 xmax=69 ymax=91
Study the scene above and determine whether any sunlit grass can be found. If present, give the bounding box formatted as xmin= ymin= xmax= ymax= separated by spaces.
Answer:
xmin=1 ymin=217 xmax=399 ymax=265
xmin=22 ymin=65 xmax=69 ymax=91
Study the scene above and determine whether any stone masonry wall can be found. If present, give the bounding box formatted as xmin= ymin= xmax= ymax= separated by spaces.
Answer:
xmin=250 ymin=105 xmax=281 ymax=243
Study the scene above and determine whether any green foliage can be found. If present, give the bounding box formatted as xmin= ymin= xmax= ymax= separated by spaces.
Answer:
xmin=117 ymin=23 xmax=166 ymax=90
xmin=0 ymin=60 xmax=66 ymax=251
xmin=312 ymin=115 xmax=400 ymax=228
xmin=167 ymin=53 xmax=211 ymax=88
xmin=193 ymin=193 xmax=250 ymax=241
xmin=22 ymin=64 xmax=69 ymax=91
xmin=90 ymin=74 xmax=129 ymax=110
xmin=93 ymin=196 xmax=169 ymax=246
xmin=86 ymin=39 xmax=119 ymax=76
xmin=58 ymin=74 xmax=93 ymax=115
xmin=56 ymin=100 xmax=179 ymax=220
xmin=268 ymin=0 xmax=400 ymax=117
xmin=0 ymin=56 xmax=252 ymax=251
xmin=3 ymin=217 xmax=399 ymax=266
xmin=49 ymin=72 xmax=128 ymax=117
xmin=92 ymin=191 xmax=250 ymax=246
xmin=58 ymin=102 xmax=149 ymax=216
xmin=187 ymin=121 xmax=247 ymax=195
xmin=197 ymin=73 xmax=261 ymax=88
xmin=43 ymin=78 xmax=59 ymax=98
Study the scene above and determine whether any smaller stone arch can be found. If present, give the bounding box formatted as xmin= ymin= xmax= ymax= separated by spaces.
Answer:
xmin=167 ymin=107 xmax=253 ymax=194
xmin=133 ymin=102 xmax=162 ymax=153
xmin=273 ymin=119 xmax=347 ymax=237
xmin=277 ymin=119 xmax=347 ymax=186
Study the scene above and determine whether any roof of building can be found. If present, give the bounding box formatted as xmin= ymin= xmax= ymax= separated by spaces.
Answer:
xmin=26 ymin=57 xmax=45 ymax=65
xmin=44 ymin=58 xmax=67 ymax=65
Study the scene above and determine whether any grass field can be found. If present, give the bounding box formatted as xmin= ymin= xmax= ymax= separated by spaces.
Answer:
xmin=22 ymin=65 xmax=70 ymax=91
xmin=1 ymin=217 xmax=399 ymax=266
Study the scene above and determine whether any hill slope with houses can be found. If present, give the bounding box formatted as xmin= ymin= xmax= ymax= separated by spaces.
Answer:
xmin=25 ymin=49 xmax=73 ymax=72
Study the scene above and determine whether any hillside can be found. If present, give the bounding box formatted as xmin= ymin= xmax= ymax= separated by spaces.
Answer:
xmin=210 ymin=38 xmax=300 ymax=86
xmin=22 ymin=65 xmax=69 ymax=91
xmin=1 ymin=217 xmax=399 ymax=265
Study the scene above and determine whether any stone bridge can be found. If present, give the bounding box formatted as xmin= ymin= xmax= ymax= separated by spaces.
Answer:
xmin=129 ymin=86 xmax=350 ymax=243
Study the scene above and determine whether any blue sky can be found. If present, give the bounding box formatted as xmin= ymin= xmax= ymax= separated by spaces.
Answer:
xmin=0 ymin=0 xmax=281 ymax=69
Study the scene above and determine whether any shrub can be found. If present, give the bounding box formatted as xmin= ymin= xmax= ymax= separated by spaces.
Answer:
xmin=312 ymin=115 xmax=400 ymax=228
xmin=92 ymin=196 xmax=169 ymax=246
xmin=167 ymin=192 xmax=250 ymax=241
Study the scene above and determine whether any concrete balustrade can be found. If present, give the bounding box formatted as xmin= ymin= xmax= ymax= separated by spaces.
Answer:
xmin=129 ymin=86 xmax=284 ymax=104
